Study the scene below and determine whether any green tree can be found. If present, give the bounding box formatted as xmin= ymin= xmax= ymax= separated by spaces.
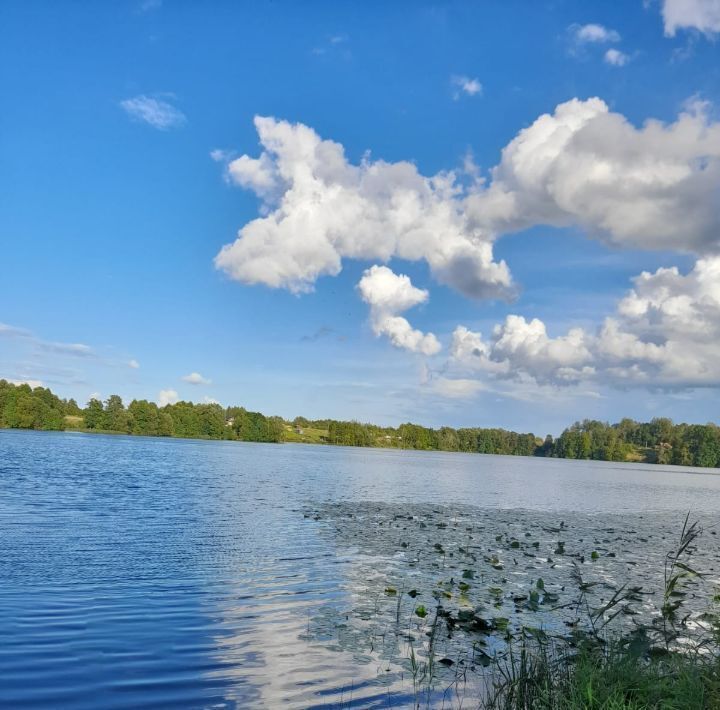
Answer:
xmin=84 ymin=398 xmax=104 ymax=429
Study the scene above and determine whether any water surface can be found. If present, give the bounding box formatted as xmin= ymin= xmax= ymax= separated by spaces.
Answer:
xmin=1 ymin=430 xmax=719 ymax=708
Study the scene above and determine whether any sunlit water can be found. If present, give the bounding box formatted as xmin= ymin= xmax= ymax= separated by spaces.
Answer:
xmin=1 ymin=430 xmax=720 ymax=708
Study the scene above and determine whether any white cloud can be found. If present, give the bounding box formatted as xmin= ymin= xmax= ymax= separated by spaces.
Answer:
xmin=202 ymin=396 xmax=220 ymax=405
xmin=39 ymin=341 xmax=94 ymax=357
xmin=357 ymin=265 xmax=441 ymax=356
xmin=181 ymin=372 xmax=212 ymax=385
xmin=0 ymin=321 xmax=95 ymax=358
xmin=467 ymin=97 xmax=720 ymax=254
xmin=0 ymin=323 xmax=31 ymax=337
xmin=570 ymin=23 xmax=621 ymax=44
xmin=451 ymin=75 xmax=483 ymax=99
xmin=8 ymin=379 xmax=43 ymax=388
xmin=128 ymin=359 xmax=140 ymax=369
xmin=450 ymin=318 xmax=594 ymax=386
xmin=448 ymin=256 xmax=720 ymax=390
xmin=158 ymin=389 xmax=179 ymax=406
xmin=213 ymin=102 xmax=720 ymax=396
xmin=662 ymin=0 xmax=720 ymax=36
xmin=604 ymin=48 xmax=630 ymax=66
xmin=214 ymin=116 xmax=513 ymax=300
xmin=120 ymin=95 xmax=186 ymax=130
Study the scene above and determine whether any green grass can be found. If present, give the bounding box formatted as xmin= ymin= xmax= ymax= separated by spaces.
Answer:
xmin=487 ymin=641 xmax=720 ymax=709
xmin=282 ymin=424 xmax=329 ymax=444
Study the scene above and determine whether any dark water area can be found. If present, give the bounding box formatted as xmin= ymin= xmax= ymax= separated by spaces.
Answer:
xmin=1 ymin=430 xmax=719 ymax=708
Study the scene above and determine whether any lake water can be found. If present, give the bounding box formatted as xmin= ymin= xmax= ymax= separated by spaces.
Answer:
xmin=2 ymin=429 xmax=720 ymax=708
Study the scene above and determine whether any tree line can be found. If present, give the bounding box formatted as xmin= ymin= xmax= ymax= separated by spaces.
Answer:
xmin=2 ymin=379 xmax=719 ymax=468
xmin=0 ymin=381 xmax=283 ymax=443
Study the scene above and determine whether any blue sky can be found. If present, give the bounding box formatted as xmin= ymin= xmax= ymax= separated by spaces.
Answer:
xmin=2 ymin=0 xmax=720 ymax=434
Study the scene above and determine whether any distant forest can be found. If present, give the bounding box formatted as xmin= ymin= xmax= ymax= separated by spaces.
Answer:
xmin=2 ymin=379 xmax=720 ymax=469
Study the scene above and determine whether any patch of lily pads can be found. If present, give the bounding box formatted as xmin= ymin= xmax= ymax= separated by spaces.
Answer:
xmin=301 ymin=502 xmax=720 ymax=693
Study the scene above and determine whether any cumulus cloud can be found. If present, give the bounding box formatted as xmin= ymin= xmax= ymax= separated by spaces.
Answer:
xmin=451 ymin=75 xmax=483 ymax=99
xmin=604 ymin=48 xmax=630 ymax=66
xmin=214 ymin=116 xmax=513 ymax=300
xmin=467 ymin=97 xmax=720 ymax=254
xmin=357 ymin=265 xmax=441 ymax=355
xmin=662 ymin=0 xmax=720 ymax=36
xmin=128 ymin=359 xmax=140 ymax=369
xmin=181 ymin=372 xmax=212 ymax=385
xmin=448 ymin=256 xmax=720 ymax=390
xmin=214 ymin=101 xmax=720 ymax=388
xmin=570 ymin=23 xmax=621 ymax=44
xmin=158 ymin=389 xmax=179 ymax=406
xmin=120 ymin=95 xmax=186 ymax=130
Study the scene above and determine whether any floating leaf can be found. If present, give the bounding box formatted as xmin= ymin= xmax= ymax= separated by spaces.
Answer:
xmin=384 ymin=587 xmax=397 ymax=596
xmin=415 ymin=605 xmax=427 ymax=618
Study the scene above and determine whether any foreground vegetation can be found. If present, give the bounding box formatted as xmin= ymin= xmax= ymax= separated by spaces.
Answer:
xmin=484 ymin=516 xmax=720 ymax=709
xmin=307 ymin=503 xmax=720 ymax=708
xmin=485 ymin=638 xmax=720 ymax=709
xmin=2 ymin=379 xmax=720 ymax=468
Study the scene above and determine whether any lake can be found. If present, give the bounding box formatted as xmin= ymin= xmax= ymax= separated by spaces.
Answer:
xmin=2 ymin=429 xmax=720 ymax=708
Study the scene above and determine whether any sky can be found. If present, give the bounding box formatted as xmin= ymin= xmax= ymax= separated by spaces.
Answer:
xmin=1 ymin=0 xmax=720 ymax=435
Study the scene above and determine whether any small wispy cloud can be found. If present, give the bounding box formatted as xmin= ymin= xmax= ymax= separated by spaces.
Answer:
xmin=120 ymin=95 xmax=186 ymax=130
xmin=128 ymin=359 xmax=140 ymax=369
xmin=181 ymin=372 xmax=212 ymax=385
xmin=568 ymin=23 xmax=631 ymax=64
xmin=38 ymin=341 xmax=94 ymax=357
xmin=210 ymin=148 xmax=235 ymax=163
xmin=311 ymin=33 xmax=350 ymax=56
xmin=0 ymin=323 xmax=32 ymax=338
xmin=1 ymin=321 xmax=95 ymax=358
xmin=570 ymin=23 xmax=621 ymax=44
xmin=451 ymin=75 xmax=483 ymax=100
xmin=604 ymin=48 xmax=630 ymax=66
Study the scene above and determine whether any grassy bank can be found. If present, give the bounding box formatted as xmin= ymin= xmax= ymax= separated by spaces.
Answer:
xmin=487 ymin=639 xmax=720 ymax=709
